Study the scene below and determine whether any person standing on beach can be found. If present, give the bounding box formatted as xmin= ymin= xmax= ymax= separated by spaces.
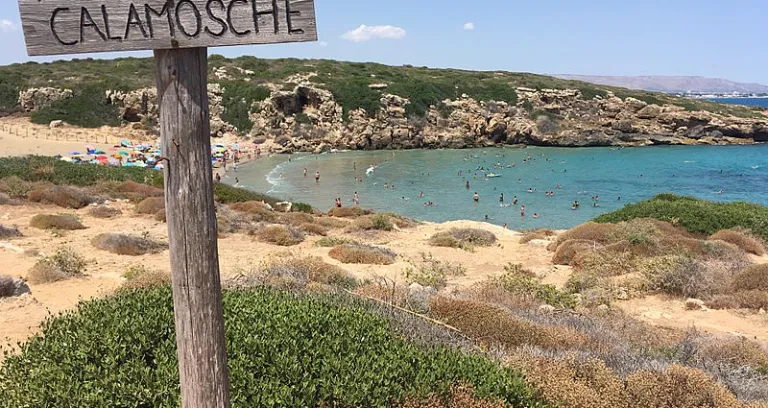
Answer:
xmin=315 ymin=171 xmax=320 ymax=183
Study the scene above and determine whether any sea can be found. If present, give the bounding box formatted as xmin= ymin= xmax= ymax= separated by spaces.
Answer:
xmin=705 ymin=97 xmax=768 ymax=108
xmin=230 ymin=145 xmax=768 ymax=231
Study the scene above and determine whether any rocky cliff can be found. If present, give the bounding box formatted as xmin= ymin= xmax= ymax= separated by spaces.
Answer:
xmin=17 ymin=76 xmax=768 ymax=152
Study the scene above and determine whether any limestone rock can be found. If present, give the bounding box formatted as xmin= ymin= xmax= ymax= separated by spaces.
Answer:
xmin=636 ymin=104 xmax=664 ymax=119
xmin=49 ymin=120 xmax=64 ymax=129
xmin=408 ymin=282 xmax=436 ymax=311
xmin=19 ymin=87 xmax=73 ymax=112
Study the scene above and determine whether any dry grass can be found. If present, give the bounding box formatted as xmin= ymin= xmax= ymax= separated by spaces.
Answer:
xmin=0 ymin=225 xmax=22 ymax=239
xmin=29 ymin=214 xmax=86 ymax=230
xmin=706 ymin=290 xmax=768 ymax=310
xmin=278 ymin=212 xmax=315 ymax=226
xmin=349 ymin=214 xmax=396 ymax=231
xmin=28 ymin=186 xmax=94 ymax=209
xmin=93 ymin=180 xmax=163 ymax=202
xmin=228 ymin=201 xmax=277 ymax=222
xmin=625 ymin=365 xmax=745 ymax=408
xmin=0 ymin=176 xmax=43 ymax=199
xmin=572 ymin=250 xmax=636 ymax=277
xmin=731 ymin=264 xmax=768 ymax=291
xmin=315 ymin=217 xmax=350 ymax=229
xmin=315 ymin=236 xmax=357 ymax=247
xmin=27 ymin=248 xmax=87 ymax=284
xmin=710 ymin=229 xmax=765 ymax=256
xmin=154 ymin=210 xmax=166 ymax=223
xmin=298 ymin=223 xmax=328 ymax=236
xmin=0 ymin=192 xmax=24 ymax=206
xmin=91 ymin=233 xmax=167 ymax=256
xmin=429 ymin=296 xmax=587 ymax=350
xmin=699 ymin=338 xmax=768 ymax=370
xmin=88 ymin=205 xmax=122 ymax=219
xmin=398 ymin=384 xmax=507 ymax=408
xmin=404 ymin=253 xmax=466 ymax=289
xmin=326 ymin=206 xmax=370 ymax=218
xmin=229 ymin=254 xmax=357 ymax=290
xmin=555 ymin=222 xmax=617 ymax=248
xmin=136 ymin=197 xmax=165 ymax=215
xmin=256 ymin=225 xmax=305 ymax=246
xmin=520 ymin=228 xmax=556 ymax=244
xmin=120 ymin=265 xmax=171 ymax=290
xmin=429 ymin=228 xmax=497 ymax=250
xmin=552 ymin=239 xmax=601 ymax=265
xmin=328 ymin=243 xmax=397 ymax=265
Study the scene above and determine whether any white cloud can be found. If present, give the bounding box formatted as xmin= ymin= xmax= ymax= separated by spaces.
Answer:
xmin=463 ymin=22 xmax=475 ymax=31
xmin=341 ymin=25 xmax=406 ymax=42
xmin=0 ymin=20 xmax=18 ymax=33
xmin=319 ymin=41 xmax=328 ymax=47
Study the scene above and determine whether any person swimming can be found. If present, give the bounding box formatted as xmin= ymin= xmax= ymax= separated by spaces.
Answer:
xmin=521 ymin=205 xmax=526 ymax=217
xmin=303 ymin=168 xmax=308 ymax=177
xmin=513 ymin=196 xmax=518 ymax=205
xmin=315 ymin=171 xmax=320 ymax=182
xmin=572 ymin=200 xmax=579 ymax=210
xmin=466 ymin=180 xmax=470 ymax=189
xmin=533 ymin=213 xmax=539 ymax=219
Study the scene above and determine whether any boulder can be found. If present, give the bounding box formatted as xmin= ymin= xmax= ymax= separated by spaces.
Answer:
xmin=407 ymin=282 xmax=436 ymax=311
xmin=49 ymin=120 xmax=64 ymax=129
xmin=623 ymin=97 xmax=648 ymax=112
xmin=636 ymin=104 xmax=663 ymax=119
xmin=685 ymin=298 xmax=706 ymax=311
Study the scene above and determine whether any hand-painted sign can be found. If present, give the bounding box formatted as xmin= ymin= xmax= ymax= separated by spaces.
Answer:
xmin=18 ymin=0 xmax=317 ymax=56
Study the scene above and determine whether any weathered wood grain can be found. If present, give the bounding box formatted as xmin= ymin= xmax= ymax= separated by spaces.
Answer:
xmin=18 ymin=0 xmax=316 ymax=56
xmin=155 ymin=47 xmax=231 ymax=408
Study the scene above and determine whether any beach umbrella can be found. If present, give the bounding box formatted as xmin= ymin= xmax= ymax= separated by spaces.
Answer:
xmin=96 ymin=155 xmax=108 ymax=160
xmin=70 ymin=152 xmax=81 ymax=155
xmin=94 ymin=150 xmax=106 ymax=154
xmin=118 ymin=151 xmax=129 ymax=156
xmin=120 ymin=139 xmax=132 ymax=147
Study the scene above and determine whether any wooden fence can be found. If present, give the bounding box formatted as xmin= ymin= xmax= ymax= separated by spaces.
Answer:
xmin=0 ymin=123 xmax=124 ymax=145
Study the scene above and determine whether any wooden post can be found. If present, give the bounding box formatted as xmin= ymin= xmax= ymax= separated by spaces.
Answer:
xmin=155 ymin=47 xmax=231 ymax=408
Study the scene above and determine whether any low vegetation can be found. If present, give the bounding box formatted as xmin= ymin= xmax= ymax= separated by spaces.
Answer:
xmin=329 ymin=243 xmax=397 ymax=265
xmin=91 ymin=233 xmax=167 ymax=256
xmin=519 ymin=229 xmax=555 ymax=244
xmin=315 ymin=236 xmax=357 ymax=247
xmin=326 ymin=206 xmax=370 ymax=218
xmin=404 ymin=253 xmax=466 ymax=289
xmin=87 ymin=205 xmax=122 ymax=219
xmin=0 ymin=286 xmax=541 ymax=407
xmin=29 ymin=214 xmax=85 ymax=230
xmin=429 ymin=228 xmax=497 ymax=250
xmin=0 ymin=225 xmax=22 ymax=239
xmin=136 ymin=197 xmax=165 ymax=215
xmin=27 ymin=185 xmax=95 ymax=209
xmin=709 ymin=228 xmax=766 ymax=256
xmin=298 ymin=222 xmax=328 ymax=236
xmin=595 ymin=194 xmax=768 ymax=240
xmin=256 ymin=225 xmax=305 ymax=246
xmin=120 ymin=264 xmax=170 ymax=290
xmin=230 ymin=254 xmax=358 ymax=290
xmin=27 ymin=247 xmax=87 ymax=284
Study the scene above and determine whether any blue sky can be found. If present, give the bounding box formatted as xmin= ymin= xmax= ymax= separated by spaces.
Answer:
xmin=1 ymin=0 xmax=766 ymax=84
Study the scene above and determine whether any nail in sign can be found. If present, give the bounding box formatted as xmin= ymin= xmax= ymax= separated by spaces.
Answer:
xmin=17 ymin=0 xmax=317 ymax=56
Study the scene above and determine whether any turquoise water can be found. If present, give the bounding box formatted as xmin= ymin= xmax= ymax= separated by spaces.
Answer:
xmin=706 ymin=97 xmax=768 ymax=108
xmin=229 ymin=145 xmax=768 ymax=230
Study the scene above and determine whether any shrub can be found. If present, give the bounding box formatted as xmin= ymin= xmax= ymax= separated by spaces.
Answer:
xmin=326 ymin=206 xmax=369 ymax=218
xmin=88 ymin=205 xmax=122 ymax=219
xmin=292 ymin=202 xmax=313 ymax=213
xmin=404 ymin=253 xmax=466 ymax=290
xmin=555 ymin=222 xmax=616 ymax=248
xmin=27 ymin=247 xmax=87 ymax=284
xmin=399 ymin=383 xmax=507 ymax=408
xmin=29 ymin=214 xmax=86 ymax=230
xmin=213 ymin=183 xmax=281 ymax=206
xmin=91 ymin=233 xmax=167 ymax=256
xmin=28 ymin=185 xmax=94 ymax=209
xmin=625 ymin=365 xmax=744 ymax=408
xmin=353 ymin=214 xmax=394 ymax=231
xmin=329 ymin=243 xmax=397 ymax=265
xmin=220 ymin=80 xmax=270 ymax=133
xmin=699 ymin=338 xmax=768 ymax=370
xmin=299 ymin=223 xmax=328 ymax=236
xmin=519 ymin=229 xmax=555 ymax=244
xmin=0 ymin=287 xmax=541 ymax=407
xmin=639 ymin=254 xmax=743 ymax=299
xmin=0 ymin=274 xmax=16 ymax=297
xmin=709 ymin=229 xmax=765 ymax=256
xmin=732 ymin=264 xmax=768 ymax=291
xmin=121 ymin=265 xmax=170 ymax=290
xmin=315 ymin=217 xmax=350 ymax=229
xmin=237 ymin=254 xmax=358 ymax=290
xmin=94 ymin=180 xmax=163 ymax=202
xmin=278 ymin=211 xmax=314 ymax=226
xmin=0 ymin=192 xmax=23 ymax=206
xmin=0 ymin=156 xmax=163 ymax=188
xmin=256 ymin=225 xmax=305 ymax=246
xmin=30 ymin=84 xmax=120 ymax=128
xmin=136 ymin=197 xmax=165 ymax=215
xmin=315 ymin=236 xmax=357 ymax=247
xmin=0 ymin=176 xmax=37 ymax=199
xmin=154 ymin=210 xmax=167 ymax=223
xmin=595 ymin=194 xmax=768 ymax=241
xmin=573 ymin=250 xmax=636 ymax=277
xmin=552 ymin=239 xmax=600 ymax=265
xmin=706 ymin=290 xmax=768 ymax=310
xmin=0 ymin=225 xmax=22 ymax=239
xmin=429 ymin=228 xmax=497 ymax=250
xmin=228 ymin=201 xmax=277 ymax=222
xmin=429 ymin=297 xmax=587 ymax=351
xmin=487 ymin=264 xmax=577 ymax=308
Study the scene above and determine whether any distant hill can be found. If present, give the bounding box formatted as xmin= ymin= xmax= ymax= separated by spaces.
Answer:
xmin=553 ymin=75 xmax=768 ymax=94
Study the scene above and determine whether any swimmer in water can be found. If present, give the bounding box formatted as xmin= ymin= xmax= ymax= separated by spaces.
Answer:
xmin=473 ymin=192 xmax=480 ymax=202
xmin=303 ymin=168 xmax=307 ymax=177
xmin=499 ymin=193 xmax=504 ymax=202
xmin=521 ymin=205 xmax=526 ymax=217
xmin=315 ymin=171 xmax=320 ymax=182
xmin=466 ymin=180 xmax=470 ymax=189
xmin=419 ymin=191 xmax=424 ymax=198
xmin=513 ymin=196 xmax=518 ymax=205
xmin=533 ymin=213 xmax=539 ymax=219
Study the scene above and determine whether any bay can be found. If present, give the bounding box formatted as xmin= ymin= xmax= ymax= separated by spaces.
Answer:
xmin=229 ymin=145 xmax=768 ymax=230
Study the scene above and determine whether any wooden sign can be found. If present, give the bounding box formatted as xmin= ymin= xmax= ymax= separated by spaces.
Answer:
xmin=18 ymin=0 xmax=317 ymax=56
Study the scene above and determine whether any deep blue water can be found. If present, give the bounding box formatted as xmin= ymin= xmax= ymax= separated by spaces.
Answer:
xmin=229 ymin=145 xmax=768 ymax=230
xmin=706 ymin=97 xmax=768 ymax=108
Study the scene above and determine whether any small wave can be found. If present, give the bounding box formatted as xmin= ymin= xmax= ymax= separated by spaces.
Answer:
xmin=751 ymin=165 xmax=761 ymax=169
xmin=683 ymin=160 xmax=696 ymax=163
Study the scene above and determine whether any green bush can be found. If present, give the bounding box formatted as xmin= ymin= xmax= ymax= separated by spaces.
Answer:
xmin=214 ymin=183 xmax=281 ymax=206
xmin=0 ymin=72 xmax=24 ymax=110
xmin=0 ymin=156 xmax=163 ymax=187
xmin=31 ymin=84 xmax=120 ymax=128
xmin=0 ymin=287 xmax=543 ymax=408
xmin=220 ymin=81 xmax=270 ymax=134
xmin=594 ymin=194 xmax=768 ymax=241
xmin=292 ymin=202 xmax=313 ymax=213
xmin=489 ymin=264 xmax=577 ymax=309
